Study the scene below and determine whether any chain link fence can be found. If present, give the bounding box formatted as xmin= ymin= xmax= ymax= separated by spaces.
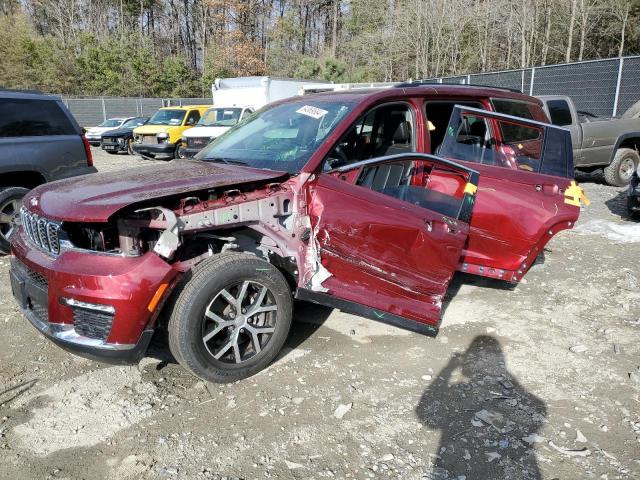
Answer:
xmin=423 ymin=56 xmax=640 ymax=118
xmin=63 ymin=56 xmax=640 ymax=126
xmin=61 ymin=97 xmax=212 ymax=127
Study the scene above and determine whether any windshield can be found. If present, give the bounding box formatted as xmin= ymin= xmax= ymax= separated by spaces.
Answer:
xmin=198 ymin=108 xmax=243 ymax=127
xmin=197 ymin=99 xmax=356 ymax=173
xmin=123 ymin=117 xmax=147 ymax=128
xmin=148 ymin=109 xmax=185 ymax=126
xmin=98 ymin=119 xmax=121 ymax=127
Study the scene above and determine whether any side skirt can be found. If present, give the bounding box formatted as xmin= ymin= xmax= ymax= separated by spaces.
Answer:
xmin=295 ymin=288 xmax=439 ymax=337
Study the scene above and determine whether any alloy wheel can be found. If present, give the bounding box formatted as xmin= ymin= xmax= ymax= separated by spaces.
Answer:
xmin=0 ymin=198 xmax=21 ymax=241
xmin=201 ymin=280 xmax=278 ymax=364
xmin=620 ymin=157 xmax=636 ymax=182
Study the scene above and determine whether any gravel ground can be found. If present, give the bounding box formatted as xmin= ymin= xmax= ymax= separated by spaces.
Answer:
xmin=0 ymin=147 xmax=639 ymax=480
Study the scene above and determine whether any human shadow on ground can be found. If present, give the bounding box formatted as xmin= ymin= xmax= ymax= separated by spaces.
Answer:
xmin=416 ymin=335 xmax=546 ymax=480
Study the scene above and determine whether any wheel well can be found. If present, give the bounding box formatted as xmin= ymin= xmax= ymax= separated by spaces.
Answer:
xmin=178 ymin=226 xmax=299 ymax=290
xmin=0 ymin=171 xmax=46 ymax=190
xmin=619 ymin=138 xmax=640 ymax=153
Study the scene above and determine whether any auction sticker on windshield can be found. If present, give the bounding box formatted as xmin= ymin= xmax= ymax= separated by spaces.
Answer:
xmin=296 ymin=105 xmax=329 ymax=119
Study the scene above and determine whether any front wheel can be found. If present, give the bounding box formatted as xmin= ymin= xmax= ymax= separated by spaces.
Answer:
xmin=168 ymin=253 xmax=293 ymax=383
xmin=0 ymin=187 xmax=29 ymax=255
xmin=604 ymin=148 xmax=640 ymax=187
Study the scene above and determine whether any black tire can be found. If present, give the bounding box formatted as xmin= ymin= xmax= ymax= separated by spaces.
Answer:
xmin=168 ymin=253 xmax=293 ymax=383
xmin=0 ymin=187 xmax=29 ymax=255
xmin=628 ymin=196 xmax=640 ymax=221
xmin=604 ymin=148 xmax=640 ymax=187
xmin=622 ymin=100 xmax=640 ymax=119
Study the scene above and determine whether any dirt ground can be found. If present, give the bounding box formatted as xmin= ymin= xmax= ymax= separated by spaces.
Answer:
xmin=1 ymin=148 xmax=639 ymax=480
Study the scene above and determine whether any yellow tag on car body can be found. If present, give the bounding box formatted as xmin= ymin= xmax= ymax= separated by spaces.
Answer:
xmin=564 ymin=180 xmax=590 ymax=207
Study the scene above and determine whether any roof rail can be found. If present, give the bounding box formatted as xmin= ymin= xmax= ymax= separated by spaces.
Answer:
xmin=0 ymin=88 xmax=45 ymax=95
xmin=395 ymin=82 xmax=522 ymax=94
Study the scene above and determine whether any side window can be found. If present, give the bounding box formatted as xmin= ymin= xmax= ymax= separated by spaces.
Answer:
xmin=425 ymin=101 xmax=483 ymax=152
xmin=350 ymin=156 xmax=479 ymax=222
xmin=0 ymin=99 xmax=76 ymax=137
xmin=491 ymin=99 xmax=535 ymax=119
xmin=547 ymin=100 xmax=573 ymax=126
xmin=439 ymin=105 xmax=573 ymax=177
xmin=241 ymin=109 xmax=253 ymax=120
xmin=325 ymin=103 xmax=415 ymax=171
xmin=185 ymin=110 xmax=200 ymax=126
xmin=490 ymin=99 xmax=541 ymax=145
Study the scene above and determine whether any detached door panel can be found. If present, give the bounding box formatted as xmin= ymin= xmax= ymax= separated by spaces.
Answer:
xmin=438 ymin=105 xmax=581 ymax=282
xmin=304 ymin=154 xmax=479 ymax=331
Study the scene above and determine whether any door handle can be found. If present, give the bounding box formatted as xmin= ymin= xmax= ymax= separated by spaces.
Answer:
xmin=535 ymin=184 xmax=559 ymax=195
xmin=426 ymin=217 xmax=459 ymax=234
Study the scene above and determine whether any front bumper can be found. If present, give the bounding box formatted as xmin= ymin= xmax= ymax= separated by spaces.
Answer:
xmin=101 ymin=139 xmax=127 ymax=153
xmin=86 ymin=136 xmax=102 ymax=146
xmin=133 ymin=142 xmax=175 ymax=159
xmin=10 ymin=231 xmax=177 ymax=364
xmin=177 ymin=146 xmax=201 ymax=158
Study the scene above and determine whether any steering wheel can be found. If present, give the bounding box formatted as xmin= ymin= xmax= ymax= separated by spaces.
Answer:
xmin=326 ymin=144 xmax=350 ymax=169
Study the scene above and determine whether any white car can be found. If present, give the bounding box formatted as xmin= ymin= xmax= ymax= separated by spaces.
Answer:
xmin=85 ymin=118 xmax=133 ymax=146
xmin=179 ymin=107 xmax=253 ymax=158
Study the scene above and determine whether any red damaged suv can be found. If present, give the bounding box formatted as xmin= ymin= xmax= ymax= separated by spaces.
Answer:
xmin=10 ymin=85 xmax=585 ymax=382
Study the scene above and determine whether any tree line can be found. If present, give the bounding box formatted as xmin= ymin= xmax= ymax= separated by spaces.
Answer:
xmin=0 ymin=0 xmax=638 ymax=97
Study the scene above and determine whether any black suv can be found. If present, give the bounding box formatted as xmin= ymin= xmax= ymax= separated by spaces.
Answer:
xmin=101 ymin=116 xmax=149 ymax=155
xmin=0 ymin=90 xmax=97 ymax=254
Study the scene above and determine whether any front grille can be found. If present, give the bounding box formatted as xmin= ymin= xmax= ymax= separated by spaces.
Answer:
xmin=21 ymin=208 xmax=61 ymax=256
xmin=142 ymin=134 xmax=158 ymax=145
xmin=186 ymin=136 xmax=212 ymax=149
xmin=11 ymin=257 xmax=48 ymax=289
xmin=73 ymin=309 xmax=114 ymax=340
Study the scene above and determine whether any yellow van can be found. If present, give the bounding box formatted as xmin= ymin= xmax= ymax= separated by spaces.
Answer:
xmin=132 ymin=105 xmax=212 ymax=159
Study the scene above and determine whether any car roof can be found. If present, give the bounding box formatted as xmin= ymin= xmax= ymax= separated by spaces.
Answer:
xmin=0 ymin=89 xmax=63 ymax=101
xmin=291 ymin=84 xmax=543 ymax=106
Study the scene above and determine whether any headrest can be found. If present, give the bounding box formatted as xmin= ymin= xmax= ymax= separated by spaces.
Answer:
xmin=393 ymin=121 xmax=411 ymax=143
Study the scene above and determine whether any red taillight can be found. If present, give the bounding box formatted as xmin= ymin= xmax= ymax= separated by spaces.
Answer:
xmin=81 ymin=134 xmax=93 ymax=167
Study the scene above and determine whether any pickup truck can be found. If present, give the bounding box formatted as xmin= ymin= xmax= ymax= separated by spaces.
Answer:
xmin=538 ymin=95 xmax=640 ymax=186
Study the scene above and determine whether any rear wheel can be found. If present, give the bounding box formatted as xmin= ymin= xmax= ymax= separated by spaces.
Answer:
xmin=0 ymin=187 xmax=29 ymax=255
xmin=168 ymin=253 xmax=293 ymax=383
xmin=604 ymin=148 xmax=639 ymax=187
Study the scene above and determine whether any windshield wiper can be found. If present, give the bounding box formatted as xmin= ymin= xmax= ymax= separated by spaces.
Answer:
xmin=205 ymin=157 xmax=248 ymax=166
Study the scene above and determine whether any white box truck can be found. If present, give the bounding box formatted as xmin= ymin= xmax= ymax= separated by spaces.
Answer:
xmin=179 ymin=76 xmax=329 ymax=158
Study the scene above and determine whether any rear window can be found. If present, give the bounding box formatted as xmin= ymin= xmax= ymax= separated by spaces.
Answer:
xmin=547 ymin=99 xmax=573 ymax=126
xmin=0 ymin=99 xmax=76 ymax=137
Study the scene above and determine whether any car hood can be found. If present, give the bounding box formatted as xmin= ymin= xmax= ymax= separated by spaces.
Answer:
xmin=102 ymin=127 xmax=134 ymax=137
xmin=25 ymin=161 xmax=289 ymax=223
xmin=134 ymin=125 xmax=173 ymax=135
xmin=183 ymin=126 xmax=230 ymax=138
xmin=86 ymin=127 xmax=117 ymax=136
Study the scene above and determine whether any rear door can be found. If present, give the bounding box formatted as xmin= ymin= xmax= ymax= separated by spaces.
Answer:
xmin=437 ymin=105 xmax=581 ymax=282
xmin=301 ymin=153 xmax=479 ymax=334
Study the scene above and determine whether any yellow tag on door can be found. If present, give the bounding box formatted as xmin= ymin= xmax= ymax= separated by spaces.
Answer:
xmin=564 ymin=180 xmax=590 ymax=207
